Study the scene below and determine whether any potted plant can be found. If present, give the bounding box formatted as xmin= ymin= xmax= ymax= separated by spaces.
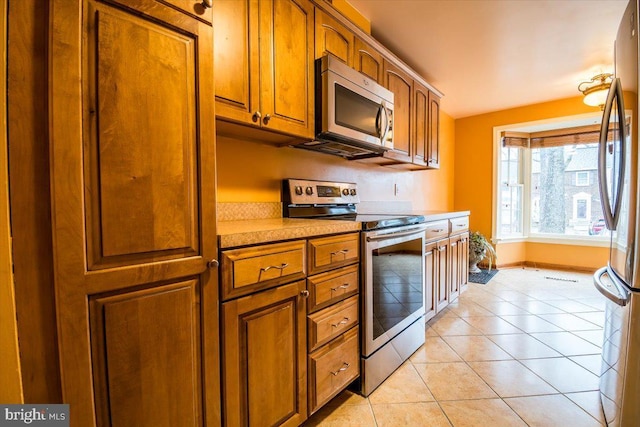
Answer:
xmin=469 ymin=231 xmax=497 ymax=273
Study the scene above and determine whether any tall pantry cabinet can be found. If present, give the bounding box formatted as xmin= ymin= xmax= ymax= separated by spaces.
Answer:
xmin=49 ymin=1 xmax=220 ymax=426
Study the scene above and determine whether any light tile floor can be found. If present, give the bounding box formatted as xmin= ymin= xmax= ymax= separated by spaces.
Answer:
xmin=303 ymin=267 xmax=606 ymax=426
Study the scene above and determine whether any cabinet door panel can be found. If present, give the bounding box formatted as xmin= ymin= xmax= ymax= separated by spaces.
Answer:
xmin=261 ymin=0 xmax=314 ymax=137
xmin=428 ymin=90 xmax=441 ymax=168
xmin=435 ymin=239 xmax=449 ymax=312
xmin=354 ymin=37 xmax=382 ymax=83
xmin=424 ymin=242 xmax=437 ymax=321
xmin=458 ymin=232 xmax=469 ymax=291
xmin=213 ymin=0 xmax=259 ymax=122
xmin=91 ymin=281 xmax=202 ymax=426
xmin=449 ymin=237 xmax=460 ymax=301
xmin=383 ymin=60 xmax=413 ymax=163
xmin=222 ymin=281 xmax=307 ymax=427
xmin=86 ymin=7 xmax=199 ymax=266
xmin=413 ymin=82 xmax=429 ymax=166
xmin=314 ymin=10 xmax=354 ymax=65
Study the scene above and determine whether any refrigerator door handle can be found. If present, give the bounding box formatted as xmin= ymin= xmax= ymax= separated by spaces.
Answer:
xmin=598 ymin=78 xmax=626 ymax=231
xmin=594 ymin=266 xmax=629 ymax=306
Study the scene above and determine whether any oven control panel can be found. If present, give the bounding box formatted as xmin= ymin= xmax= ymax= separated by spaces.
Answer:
xmin=284 ymin=179 xmax=359 ymax=205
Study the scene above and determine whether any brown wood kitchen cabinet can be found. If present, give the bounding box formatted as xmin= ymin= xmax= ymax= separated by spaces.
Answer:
xmin=413 ymin=81 xmax=430 ymax=168
xmin=220 ymin=232 xmax=360 ymax=423
xmin=450 ymin=217 xmax=470 ymax=295
xmin=220 ymin=240 xmax=308 ymax=426
xmin=425 ymin=221 xmax=451 ymax=314
xmin=49 ymin=0 xmax=220 ymax=425
xmin=214 ymin=0 xmax=315 ymax=140
xmin=315 ymin=8 xmax=356 ymax=66
xmin=381 ymin=59 xmax=414 ymax=164
xmin=413 ymin=82 xmax=442 ymax=169
xmin=353 ymin=37 xmax=384 ymax=83
xmin=306 ymin=233 xmax=360 ymax=414
xmin=427 ymin=90 xmax=442 ymax=168
xmin=222 ymin=280 xmax=308 ymax=427
xmin=424 ymin=216 xmax=469 ymax=319
xmin=358 ymin=59 xmax=441 ymax=170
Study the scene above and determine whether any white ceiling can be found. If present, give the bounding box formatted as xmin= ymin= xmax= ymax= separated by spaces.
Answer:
xmin=347 ymin=0 xmax=629 ymax=119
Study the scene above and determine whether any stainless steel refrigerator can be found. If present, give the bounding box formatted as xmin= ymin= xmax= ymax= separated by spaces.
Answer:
xmin=593 ymin=0 xmax=640 ymax=425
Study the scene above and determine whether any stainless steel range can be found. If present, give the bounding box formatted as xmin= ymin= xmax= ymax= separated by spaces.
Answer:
xmin=283 ymin=179 xmax=427 ymax=396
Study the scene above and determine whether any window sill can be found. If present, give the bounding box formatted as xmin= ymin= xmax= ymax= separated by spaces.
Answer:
xmin=495 ymin=235 xmax=609 ymax=248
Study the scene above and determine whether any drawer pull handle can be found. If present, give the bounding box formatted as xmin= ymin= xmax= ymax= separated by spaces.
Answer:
xmin=260 ymin=263 xmax=289 ymax=273
xmin=430 ymin=228 xmax=445 ymax=233
xmin=331 ymin=317 xmax=350 ymax=327
xmin=258 ymin=263 xmax=289 ymax=280
xmin=330 ymin=284 xmax=350 ymax=292
xmin=330 ymin=362 xmax=350 ymax=376
xmin=455 ymin=223 xmax=466 ymax=227
xmin=330 ymin=249 xmax=350 ymax=258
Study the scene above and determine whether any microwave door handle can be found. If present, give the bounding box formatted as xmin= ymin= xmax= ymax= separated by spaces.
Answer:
xmin=379 ymin=104 xmax=390 ymax=142
xmin=598 ymin=78 xmax=617 ymax=231
xmin=375 ymin=105 xmax=384 ymax=138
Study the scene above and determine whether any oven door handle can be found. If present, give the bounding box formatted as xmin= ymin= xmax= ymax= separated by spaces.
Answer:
xmin=366 ymin=227 xmax=426 ymax=242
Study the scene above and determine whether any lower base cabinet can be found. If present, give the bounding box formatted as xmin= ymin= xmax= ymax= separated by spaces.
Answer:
xmin=451 ymin=231 xmax=469 ymax=294
xmin=425 ymin=216 xmax=470 ymax=321
xmin=222 ymin=280 xmax=308 ymax=427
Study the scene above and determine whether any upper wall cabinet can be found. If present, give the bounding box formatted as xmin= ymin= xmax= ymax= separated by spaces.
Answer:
xmin=358 ymin=65 xmax=440 ymax=170
xmin=427 ymin=90 xmax=441 ymax=168
xmin=353 ymin=37 xmax=383 ymax=83
xmin=315 ymin=9 xmax=355 ymax=66
xmin=214 ymin=0 xmax=315 ymax=141
xmin=381 ymin=60 xmax=414 ymax=164
xmin=413 ymin=81 xmax=430 ymax=167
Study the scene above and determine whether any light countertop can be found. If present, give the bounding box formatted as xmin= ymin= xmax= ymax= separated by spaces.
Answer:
xmin=217 ymin=210 xmax=470 ymax=249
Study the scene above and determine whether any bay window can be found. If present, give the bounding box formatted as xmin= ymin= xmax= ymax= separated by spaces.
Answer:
xmin=496 ymin=118 xmax=608 ymax=243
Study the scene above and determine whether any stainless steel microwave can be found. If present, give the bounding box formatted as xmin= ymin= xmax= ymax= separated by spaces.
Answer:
xmin=297 ymin=54 xmax=394 ymax=160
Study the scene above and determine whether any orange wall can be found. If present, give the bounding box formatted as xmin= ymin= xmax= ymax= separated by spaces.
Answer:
xmin=454 ymin=96 xmax=607 ymax=270
xmin=216 ymin=110 xmax=456 ymax=211
xmin=497 ymin=241 xmax=608 ymax=271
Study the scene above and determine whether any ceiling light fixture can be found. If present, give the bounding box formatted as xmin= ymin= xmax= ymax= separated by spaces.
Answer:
xmin=578 ymin=73 xmax=613 ymax=108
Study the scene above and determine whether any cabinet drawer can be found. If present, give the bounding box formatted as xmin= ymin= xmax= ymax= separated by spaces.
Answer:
xmin=308 ymin=233 xmax=359 ymax=275
xmin=450 ymin=216 xmax=469 ymax=235
xmin=221 ymin=240 xmax=306 ymax=300
xmin=425 ymin=220 xmax=449 ymax=241
xmin=308 ymin=265 xmax=359 ymax=313
xmin=308 ymin=295 xmax=358 ymax=351
xmin=309 ymin=327 xmax=359 ymax=414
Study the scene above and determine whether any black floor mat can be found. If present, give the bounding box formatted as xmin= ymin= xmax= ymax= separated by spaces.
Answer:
xmin=469 ymin=268 xmax=499 ymax=284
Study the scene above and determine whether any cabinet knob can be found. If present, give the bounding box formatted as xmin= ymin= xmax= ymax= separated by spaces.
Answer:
xmin=207 ymin=259 xmax=219 ymax=269
xmin=300 ymin=290 xmax=310 ymax=298
xmin=262 ymin=113 xmax=271 ymax=125
xmin=201 ymin=0 xmax=213 ymax=8
xmin=252 ymin=111 xmax=261 ymax=123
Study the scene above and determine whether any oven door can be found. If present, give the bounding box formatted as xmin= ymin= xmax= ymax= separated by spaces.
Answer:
xmin=362 ymin=224 xmax=426 ymax=357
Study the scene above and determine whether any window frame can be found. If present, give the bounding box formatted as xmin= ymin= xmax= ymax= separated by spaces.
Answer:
xmin=575 ymin=171 xmax=589 ymax=186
